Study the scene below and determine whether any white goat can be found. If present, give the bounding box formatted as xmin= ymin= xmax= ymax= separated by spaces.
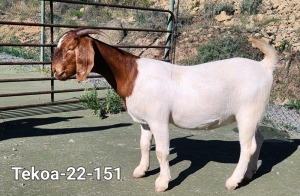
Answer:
xmin=52 ymin=28 xmax=278 ymax=192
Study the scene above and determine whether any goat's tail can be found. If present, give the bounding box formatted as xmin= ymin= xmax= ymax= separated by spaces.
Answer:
xmin=248 ymin=37 xmax=278 ymax=70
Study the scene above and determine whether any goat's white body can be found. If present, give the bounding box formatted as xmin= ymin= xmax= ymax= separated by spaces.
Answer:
xmin=127 ymin=57 xmax=272 ymax=130
xmin=128 ymin=57 xmax=273 ymax=191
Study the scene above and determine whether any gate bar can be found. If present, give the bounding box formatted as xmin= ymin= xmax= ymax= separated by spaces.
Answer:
xmin=45 ymin=0 xmax=174 ymax=16
xmin=0 ymin=43 xmax=170 ymax=48
xmin=0 ymin=87 xmax=107 ymax=98
xmin=0 ymin=21 xmax=172 ymax=33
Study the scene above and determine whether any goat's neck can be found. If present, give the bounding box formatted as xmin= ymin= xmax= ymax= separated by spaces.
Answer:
xmin=92 ymin=40 xmax=139 ymax=101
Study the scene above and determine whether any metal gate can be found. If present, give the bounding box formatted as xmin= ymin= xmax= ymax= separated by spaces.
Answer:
xmin=0 ymin=0 xmax=176 ymax=111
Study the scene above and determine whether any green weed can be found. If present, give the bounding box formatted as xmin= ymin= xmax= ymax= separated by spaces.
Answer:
xmin=105 ymin=86 xmax=123 ymax=114
xmin=68 ymin=9 xmax=83 ymax=18
xmin=80 ymin=86 xmax=103 ymax=118
xmin=284 ymin=100 xmax=300 ymax=111
xmin=0 ymin=46 xmax=39 ymax=60
xmin=134 ymin=11 xmax=147 ymax=25
xmin=276 ymin=40 xmax=291 ymax=53
xmin=80 ymin=85 xmax=123 ymax=118
xmin=240 ymin=0 xmax=262 ymax=15
xmin=260 ymin=17 xmax=280 ymax=26
xmin=204 ymin=2 xmax=235 ymax=19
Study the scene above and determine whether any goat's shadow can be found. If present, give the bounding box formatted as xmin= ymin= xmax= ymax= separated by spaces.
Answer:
xmin=145 ymin=127 xmax=300 ymax=191
xmin=0 ymin=116 xmax=132 ymax=140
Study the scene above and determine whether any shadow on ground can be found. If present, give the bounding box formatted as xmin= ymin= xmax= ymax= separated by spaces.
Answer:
xmin=146 ymin=133 xmax=300 ymax=191
xmin=0 ymin=103 xmax=85 ymax=119
xmin=0 ymin=116 xmax=132 ymax=140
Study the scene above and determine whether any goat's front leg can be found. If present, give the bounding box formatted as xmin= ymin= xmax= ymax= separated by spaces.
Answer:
xmin=133 ymin=123 xmax=153 ymax=178
xmin=150 ymin=122 xmax=171 ymax=192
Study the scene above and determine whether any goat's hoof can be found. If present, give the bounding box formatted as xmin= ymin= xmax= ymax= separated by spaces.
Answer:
xmin=155 ymin=176 xmax=169 ymax=192
xmin=225 ymin=178 xmax=239 ymax=191
xmin=133 ymin=165 xmax=147 ymax=178
xmin=244 ymin=168 xmax=257 ymax=181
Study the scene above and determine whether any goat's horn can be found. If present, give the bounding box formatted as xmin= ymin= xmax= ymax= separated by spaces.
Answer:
xmin=75 ymin=28 xmax=109 ymax=38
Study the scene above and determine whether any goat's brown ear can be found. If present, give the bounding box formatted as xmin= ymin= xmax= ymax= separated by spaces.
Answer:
xmin=75 ymin=37 xmax=95 ymax=81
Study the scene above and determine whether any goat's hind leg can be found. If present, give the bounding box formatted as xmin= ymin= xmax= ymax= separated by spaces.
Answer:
xmin=244 ymin=129 xmax=264 ymax=180
xmin=133 ymin=123 xmax=153 ymax=178
xmin=226 ymin=112 xmax=261 ymax=191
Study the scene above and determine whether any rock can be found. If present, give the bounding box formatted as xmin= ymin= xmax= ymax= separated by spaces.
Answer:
xmin=193 ymin=7 xmax=199 ymax=11
xmin=246 ymin=21 xmax=255 ymax=29
xmin=288 ymin=15 xmax=296 ymax=24
xmin=266 ymin=26 xmax=278 ymax=35
xmin=254 ymin=33 xmax=260 ymax=37
xmin=294 ymin=21 xmax=300 ymax=29
xmin=128 ymin=16 xmax=135 ymax=22
xmin=266 ymin=10 xmax=273 ymax=15
xmin=256 ymin=14 xmax=264 ymax=22
xmin=262 ymin=37 xmax=271 ymax=43
xmin=224 ymin=18 xmax=241 ymax=27
xmin=215 ymin=11 xmax=232 ymax=22
xmin=223 ymin=20 xmax=232 ymax=26
xmin=275 ymin=34 xmax=285 ymax=43
xmin=271 ymin=0 xmax=280 ymax=9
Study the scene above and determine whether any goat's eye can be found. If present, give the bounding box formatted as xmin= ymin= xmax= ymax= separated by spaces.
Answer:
xmin=66 ymin=48 xmax=75 ymax=52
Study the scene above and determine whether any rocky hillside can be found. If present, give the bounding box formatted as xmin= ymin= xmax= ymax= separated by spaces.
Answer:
xmin=171 ymin=0 xmax=300 ymax=61
xmin=0 ymin=0 xmax=299 ymax=103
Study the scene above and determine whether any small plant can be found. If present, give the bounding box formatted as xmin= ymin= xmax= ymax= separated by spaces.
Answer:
xmin=194 ymin=0 xmax=200 ymax=8
xmin=64 ymin=19 xmax=77 ymax=26
xmin=240 ymin=0 xmax=262 ymax=15
xmin=80 ymin=86 xmax=103 ymax=118
xmin=284 ymin=100 xmax=300 ymax=111
xmin=281 ymin=122 xmax=297 ymax=131
xmin=80 ymin=85 xmax=123 ymax=118
xmin=87 ymin=20 xmax=99 ymax=27
xmin=260 ymin=17 xmax=280 ymax=26
xmin=0 ymin=46 xmax=38 ymax=60
xmin=276 ymin=40 xmax=291 ymax=53
xmin=0 ymin=0 xmax=12 ymax=10
xmin=68 ymin=9 xmax=83 ymax=18
xmin=107 ymin=0 xmax=150 ymax=7
xmin=134 ymin=11 xmax=147 ymax=25
xmin=204 ymin=2 xmax=235 ymax=19
xmin=105 ymin=86 xmax=123 ymax=114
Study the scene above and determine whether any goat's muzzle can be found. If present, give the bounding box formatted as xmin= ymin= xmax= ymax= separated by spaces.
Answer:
xmin=53 ymin=68 xmax=68 ymax=81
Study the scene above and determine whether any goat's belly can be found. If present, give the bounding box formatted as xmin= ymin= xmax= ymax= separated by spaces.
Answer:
xmin=170 ymin=115 xmax=236 ymax=130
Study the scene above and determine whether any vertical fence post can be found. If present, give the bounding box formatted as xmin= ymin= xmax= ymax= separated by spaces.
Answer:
xmin=40 ymin=0 xmax=45 ymax=70
xmin=50 ymin=0 xmax=55 ymax=102
xmin=164 ymin=0 xmax=175 ymax=62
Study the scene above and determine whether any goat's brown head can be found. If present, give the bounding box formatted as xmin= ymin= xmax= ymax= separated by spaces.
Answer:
xmin=52 ymin=28 xmax=105 ymax=81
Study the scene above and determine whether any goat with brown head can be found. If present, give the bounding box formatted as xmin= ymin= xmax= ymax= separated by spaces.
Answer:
xmin=52 ymin=28 xmax=106 ymax=81
xmin=52 ymin=28 xmax=139 ymax=102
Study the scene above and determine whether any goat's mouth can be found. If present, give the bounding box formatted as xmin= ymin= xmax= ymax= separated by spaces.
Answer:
xmin=54 ymin=70 xmax=69 ymax=81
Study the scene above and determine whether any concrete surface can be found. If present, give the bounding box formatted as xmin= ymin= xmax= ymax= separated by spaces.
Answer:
xmin=0 ymin=104 xmax=299 ymax=196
